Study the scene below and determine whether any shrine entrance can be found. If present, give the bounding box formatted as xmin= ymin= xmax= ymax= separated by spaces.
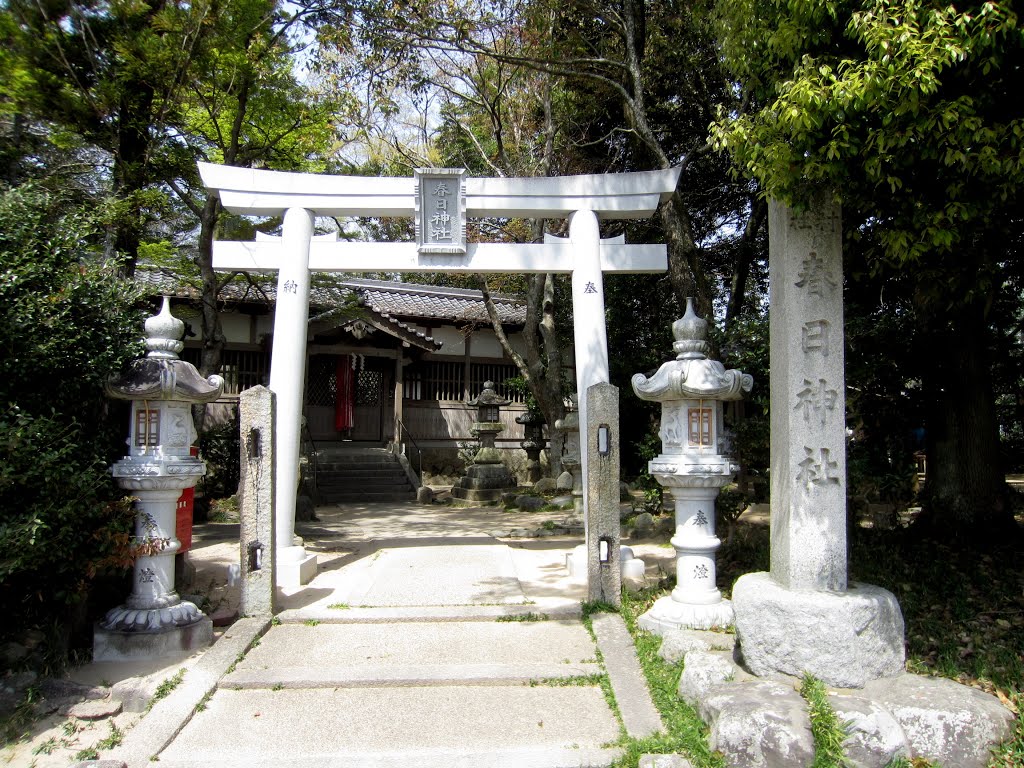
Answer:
xmin=199 ymin=162 xmax=680 ymax=587
xmin=305 ymin=354 xmax=389 ymax=444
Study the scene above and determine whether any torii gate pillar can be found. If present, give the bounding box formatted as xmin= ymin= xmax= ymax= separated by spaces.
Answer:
xmin=268 ymin=208 xmax=317 ymax=585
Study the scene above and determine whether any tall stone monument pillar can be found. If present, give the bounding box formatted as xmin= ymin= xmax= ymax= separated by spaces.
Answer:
xmin=732 ymin=198 xmax=905 ymax=688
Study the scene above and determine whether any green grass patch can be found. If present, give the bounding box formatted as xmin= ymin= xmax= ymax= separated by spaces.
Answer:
xmin=328 ymin=603 xmax=351 ymax=610
xmin=303 ymin=619 xmax=320 ymax=626
xmin=581 ymin=600 xmax=619 ymax=621
xmin=148 ymin=668 xmax=186 ymax=710
xmin=529 ymin=674 xmax=607 ymax=687
xmin=496 ymin=612 xmax=548 ymax=622
xmin=799 ymin=673 xmax=850 ymax=768
xmin=95 ymin=722 xmax=124 ymax=751
xmin=608 ymin=588 xmax=727 ymax=768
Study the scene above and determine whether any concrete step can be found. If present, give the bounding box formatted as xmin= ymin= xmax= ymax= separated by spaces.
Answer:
xmin=317 ymin=490 xmax=416 ymax=503
xmin=316 ymin=475 xmax=411 ymax=487
xmin=156 ymin=686 xmax=622 ymax=768
xmin=223 ymin=621 xmax=601 ymax=690
xmin=153 ymin=747 xmax=622 ymax=768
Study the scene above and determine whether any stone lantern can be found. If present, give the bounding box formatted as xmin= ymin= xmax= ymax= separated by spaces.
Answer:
xmin=515 ymin=411 xmax=547 ymax=484
xmin=95 ymin=298 xmax=225 ymax=660
xmin=631 ymin=299 xmax=752 ymax=633
xmin=451 ymin=381 xmax=516 ymax=505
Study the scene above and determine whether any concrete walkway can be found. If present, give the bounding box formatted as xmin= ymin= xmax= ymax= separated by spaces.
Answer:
xmin=106 ymin=502 xmax=663 ymax=768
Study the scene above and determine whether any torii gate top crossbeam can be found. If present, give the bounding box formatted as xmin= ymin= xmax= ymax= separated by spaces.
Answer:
xmin=198 ymin=163 xmax=681 ymax=219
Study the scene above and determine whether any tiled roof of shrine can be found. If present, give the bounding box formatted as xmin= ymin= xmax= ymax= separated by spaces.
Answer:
xmin=135 ymin=271 xmax=526 ymax=326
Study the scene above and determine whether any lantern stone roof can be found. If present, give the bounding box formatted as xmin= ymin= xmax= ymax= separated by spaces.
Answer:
xmin=469 ymin=381 xmax=511 ymax=407
xmin=106 ymin=298 xmax=225 ymax=403
xmin=632 ymin=299 xmax=753 ymax=402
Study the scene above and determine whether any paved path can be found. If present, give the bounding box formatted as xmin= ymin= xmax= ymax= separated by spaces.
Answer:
xmin=108 ymin=502 xmax=662 ymax=767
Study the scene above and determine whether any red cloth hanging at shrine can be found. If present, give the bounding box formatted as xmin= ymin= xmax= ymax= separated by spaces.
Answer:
xmin=335 ymin=355 xmax=354 ymax=430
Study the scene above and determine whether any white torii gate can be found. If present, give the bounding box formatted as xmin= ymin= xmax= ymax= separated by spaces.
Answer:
xmin=199 ymin=162 xmax=680 ymax=586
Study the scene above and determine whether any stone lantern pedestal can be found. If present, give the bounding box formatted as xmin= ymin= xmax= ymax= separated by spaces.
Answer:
xmin=631 ymin=299 xmax=752 ymax=633
xmin=451 ymin=382 xmax=516 ymax=506
xmin=94 ymin=298 xmax=224 ymax=661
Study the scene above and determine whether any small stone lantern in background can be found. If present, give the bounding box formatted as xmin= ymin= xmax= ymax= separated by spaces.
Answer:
xmin=451 ymin=381 xmax=516 ymax=505
xmin=515 ymin=410 xmax=547 ymax=484
xmin=95 ymin=298 xmax=224 ymax=660
xmin=631 ymin=299 xmax=752 ymax=633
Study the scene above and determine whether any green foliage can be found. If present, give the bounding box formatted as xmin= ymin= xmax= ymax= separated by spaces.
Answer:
xmin=799 ymin=673 xmax=851 ymax=768
xmin=713 ymin=0 xmax=1024 ymax=268
xmin=150 ymin=669 xmax=186 ymax=707
xmin=0 ymin=185 xmax=142 ymax=658
xmin=614 ymin=588 xmax=728 ymax=768
xmin=198 ymin=412 xmax=241 ymax=500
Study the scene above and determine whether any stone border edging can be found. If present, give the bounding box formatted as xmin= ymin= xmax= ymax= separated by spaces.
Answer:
xmin=106 ymin=617 xmax=271 ymax=768
xmin=591 ymin=613 xmax=664 ymax=738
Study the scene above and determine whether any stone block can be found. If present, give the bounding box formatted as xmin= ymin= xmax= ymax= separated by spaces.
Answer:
xmin=677 ymin=651 xmax=737 ymax=706
xmin=111 ymin=675 xmax=163 ymax=713
xmin=862 ymin=674 xmax=1016 ymax=768
xmin=65 ymin=697 xmax=122 ymax=720
xmin=534 ymin=477 xmax=557 ymax=493
xmin=515 ymin=494 xmax=545 ymax=512
xmin=658 ymin=631 xmax=712 ymax=664
xmin=638 ymin=755 xmax=693 ymax=768
xmin=732 ymin=572 xmax=904 ymax=688
xmin=700 ymin=680 xmax=815 ymax=768
xmin=556 ymin=471 xmax=574 ymax=490
xmin=416 ymin=486 xmax=435 ymax=505
xmin=828 ymin=694 xmax=909 ymax=768
xmin=632 ymin=512 xmax=655 ymax=535
xmin=619 ymin=481 xmax=632 ymax=501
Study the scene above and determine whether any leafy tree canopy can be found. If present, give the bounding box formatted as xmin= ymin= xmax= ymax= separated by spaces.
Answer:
xmin=712 ymin=0 xmax=1024 ymax=273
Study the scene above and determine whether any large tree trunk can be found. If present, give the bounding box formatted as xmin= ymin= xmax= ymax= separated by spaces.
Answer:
xmin=193 ymin=195 xmax=228 ymax=432
xmin=914 ymin=299 xmax=1019 ymax=543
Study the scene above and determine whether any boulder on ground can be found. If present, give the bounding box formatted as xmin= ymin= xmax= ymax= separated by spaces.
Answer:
xmin=828 ymin=693 xmax=910 ymax=768
xmin=556 ymin=471 xmax=574 ymax=491
xmin=677 ymin=651 xmax=737 ymax=706
xmin=515 ymin=495 xmax=546 ymax=512
xmin=862 ymin=674 xmax=1016 ymax=768
xmin=700 ymin=680 xmax=815 ymax=768
xmin=533 ymin=477 xmax=557 ymax=493
xmin=416 ymin=486 xmax=434 ymax=505
xmin=632 ymin=512 xmax=655 ymax=536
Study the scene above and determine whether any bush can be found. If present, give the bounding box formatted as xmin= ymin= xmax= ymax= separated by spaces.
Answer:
xmin=198 ymin=412 xmax=241 ymax=499
xmin=0 ymin=184 xmax=143 ymax=666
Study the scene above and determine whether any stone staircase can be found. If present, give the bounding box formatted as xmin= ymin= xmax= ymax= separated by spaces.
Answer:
xmin=312 ymin=445 xmax=417 ymax=504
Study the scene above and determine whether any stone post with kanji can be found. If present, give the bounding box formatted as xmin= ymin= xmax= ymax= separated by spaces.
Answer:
xmin=731 ymin=197 xmax=905 ymax=688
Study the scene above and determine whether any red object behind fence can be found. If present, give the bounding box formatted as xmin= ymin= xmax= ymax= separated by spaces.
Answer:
xmin=175 ymin=446 xmax=199 ymax=553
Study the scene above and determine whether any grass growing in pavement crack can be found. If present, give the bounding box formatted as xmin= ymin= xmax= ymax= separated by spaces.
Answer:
xmin=528 ymin=674 xmax=607 ymax=687
xmin=496 ymin=612 xmax=548 ymax=622
xmin=608 ymin=588 xmax=727 ymax=768
xmin=798 ymin=673 xmax=851 ymax=768
xmin=147 ymin=669 xmax=186 ymax=711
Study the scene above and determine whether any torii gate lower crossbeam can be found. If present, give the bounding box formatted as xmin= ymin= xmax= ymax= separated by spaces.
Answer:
xmin=200 ymin=163 xmax=680 ymax=588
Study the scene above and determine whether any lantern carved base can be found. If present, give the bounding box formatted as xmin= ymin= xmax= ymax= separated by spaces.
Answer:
xmin=638 ymin=596 xmax=735 ymax=634
xmin=99 ymin=599 xmax=205 ymax=632
xmin=94 ymin=616 xmax=213 ymax=662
